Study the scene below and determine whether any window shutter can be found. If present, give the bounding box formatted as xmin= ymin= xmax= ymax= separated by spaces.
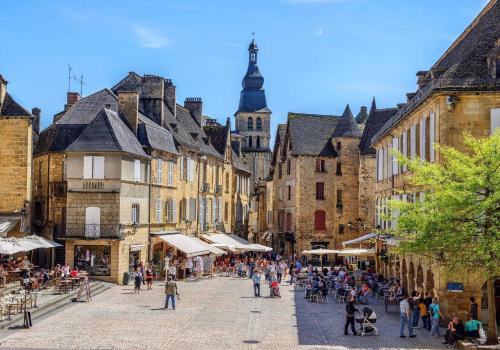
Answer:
xmin=218 ymin=197 xmax=223 ymax=223
xmin=410 ymin=123 xmax=416 ymax=158
xmin=200 ymin=198 xmax=205 ymax=230
xmin=157 ymin=159 xmax=163 ymax=184
xmin=134 ymin=160 xmax=141 ymax=182
xmin=180 ymin=157 xmax=184 ymax=181
xmin=429 ymin=112 xmax=435 ymax=162
xmin=392 ymin=137 xmax=399 ymax=175
xmin=168 ymin=161 xmax=174 ymax=186
xmin=156 ymin=198 xmax=161 ymax=223
xmin=85 ymin=207 xmax=101 ymax=238
xmin=212 ymin=199 xmax=217 ymax=225
xmin=420 ymin=118 xmax=426 ymax=160
xmin=402 ymin=131 xmax=408 ymax=172
xmin=131 ymin=205 xmax=135 ymax=223
xmin=92 ymin=156 xmax=104 ymax=179
xmin=172 ymin=200 xmax=177 ymax=223
xmin=83 ymin=156 xmax=93 ymax=179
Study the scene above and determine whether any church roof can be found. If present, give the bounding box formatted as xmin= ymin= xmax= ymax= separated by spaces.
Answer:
xmin=332 ymin=105 xmax=362 ymax=138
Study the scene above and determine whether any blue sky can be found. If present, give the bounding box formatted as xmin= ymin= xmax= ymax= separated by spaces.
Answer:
xmin=0 ymin=0 xmax=488 ymax=136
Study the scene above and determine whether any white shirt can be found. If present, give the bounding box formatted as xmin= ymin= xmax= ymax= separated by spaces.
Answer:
xmin=400 ymin=299 xmax=410 ymax=315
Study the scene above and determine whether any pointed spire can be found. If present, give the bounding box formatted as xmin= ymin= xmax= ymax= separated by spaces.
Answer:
xmin=332 ymin=104 xmax=362 ymax=138
xmin=369 ymin=97 xmax=377 ymax=114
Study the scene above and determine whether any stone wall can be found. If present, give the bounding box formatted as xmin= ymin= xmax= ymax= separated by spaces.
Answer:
xmin=358 ymin=154 xmax=376 ymax=228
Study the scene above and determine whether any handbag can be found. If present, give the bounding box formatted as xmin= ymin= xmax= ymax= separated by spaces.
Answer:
xmin=477 ymin=326 xmax=486 ymax=344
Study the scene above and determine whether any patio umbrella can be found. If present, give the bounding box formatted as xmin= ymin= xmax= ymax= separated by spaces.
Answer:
xmin=22 ymin=235 xmax=62 ymax=248
xmin=0 ymin=241 xmax=26 ymax=255
xmin=302 ymin=248 xmax=338 ymax=270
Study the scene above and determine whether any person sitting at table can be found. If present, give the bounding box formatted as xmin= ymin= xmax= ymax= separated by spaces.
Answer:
xmin=62 ymin=263 xmax=70 ymax=278
xmin=69 ymin=267 xmax=79 ymax=278
xmin=464 ymin=313 xmax=482 ymax=338
xmin=21 ymin=255 xmax=31 ymax=269
xmin=54 ymin=264 xmax=62 ymax=278
xmin=42 ymin=269 xmax=51 ymax=285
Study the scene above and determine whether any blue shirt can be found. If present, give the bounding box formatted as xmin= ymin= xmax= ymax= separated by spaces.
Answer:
xmin=252 ymin=274 xmax=261 ymax=284
xmin=295 ymin=261 xmax=302 ymax=270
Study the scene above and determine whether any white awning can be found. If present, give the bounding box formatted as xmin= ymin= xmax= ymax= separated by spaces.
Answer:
xmin=0 ymin=217 xmax=20 ymax=238
xmin=302 ymin=248 xmax=338 ymax=255
xmin=246 ymin=244 xmax=273 ymax=252
xmin=0 ymin=237 xmax=41 ymax=254
xmin=22 ymin=235 xmax=62 ymax=248
xmin=200 ymin=233 xmax=249 ymax=250
xmin=129 ymin=244 xmax=143 ymax=252
xmin=342 ymin=233 xmax=377 ymax=247
xmin=186 ymin=236 xmax=225 ymax=256
xmin=157 ymin=234 xmax=210 ymax=257
xmin=334 ymin=248 xmax=376 ymax=256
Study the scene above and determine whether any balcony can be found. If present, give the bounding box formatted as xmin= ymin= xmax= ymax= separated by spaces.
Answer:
xmin=64 ymin=223 xmax=122 ymax=240
xmin=201 ymin=182 xmax=210 ymax=193
xmin=67 ymin=179 xmax=121 ymax=192
xmin=215 ymin=184 xmax=222 ymax=194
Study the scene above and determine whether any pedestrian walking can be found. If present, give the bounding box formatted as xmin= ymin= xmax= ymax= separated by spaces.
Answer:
xmin=168 ymin=264 xmax=177 ymax=281
xmin=276 ymin=262 xmax=283 ymax=284
xmin=399 ymin=294 xmax=416 ymax=337
xmin=145 ymin=265 xmax=153 ymax=290
xmin=165 ymin=276 xmax=178 ymax=310
xmin=252 ymin=269 xmax=261 ymax=297
xmin=133 ymin=267 xmax=142 ymax=294
xmin=469 ymin=297 xmax=478 ymax=320
xmin=429 ymin=298 xmax=444 ymax=338
xmin=411 ymin=291 xmax=420 ymax=328
xmin=344 ymin=296 xmax=358 ymax=335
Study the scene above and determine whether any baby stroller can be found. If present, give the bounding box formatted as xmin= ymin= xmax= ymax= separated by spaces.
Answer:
xmin=271 ymin=281 xmax=281 ymax=298
xmin=355 ymin=307 xmax=378 ymax=336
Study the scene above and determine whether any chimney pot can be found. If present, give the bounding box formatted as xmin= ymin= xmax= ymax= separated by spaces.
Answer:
xmin=117 ymin=91 xmax=139 ymax=135
xmin=184 ymin=97 xmax=203 ymax=126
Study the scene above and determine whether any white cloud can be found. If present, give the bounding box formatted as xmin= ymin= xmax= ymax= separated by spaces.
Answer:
xmin=132 ymin=26 xmax=169 ymax=49
xmin=315 ymin=27 xmax=324 ymax=36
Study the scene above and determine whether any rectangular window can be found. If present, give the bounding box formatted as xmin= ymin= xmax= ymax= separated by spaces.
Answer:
xmin=199 ymin=198 xmax=206 ymax=230
xmin=336 ymin=162 xmax=342 ymax=176
xmin=157 ymin=159 xmax=163 ymax=184
xmin=285 ymin=212 xmax=292 ymax=232
xmin=337 ymin=190 xmax=343 ymax=206
xmin=336 ymin=142 xmax=341 ymax=151
xmin=85 ymin=207 xmax=101 ymax=238
xmin=131 ymin=203 xmax=140 ymax=224
xmin=287 ymin=185 xmax=291 ymax=201
xmin=339 ymin=224 xmax=345 ymax=234
xmin=314 ymin=211 xmax=326 ymax=230
xmin=402 ymin=130 xmax=408 ymax=172
xmin=392 ymin=137 xmax=399 ymax=175
xmin=167 ymin=161 xmax=174 ymax=186
xmin=316 ymin=182 xmax=325 ymax=200
xmin=286 ymin=160 xmax=291 ymax=175
xmin=224 ymin=202 xmax=228 ymax=222
xmin=167 ymin=199 xmax=177 ymax=223
xmin=134 ymin=159 xmax=141 ymax=182
xmin=491 ymin=108 xmax=500 ymax=134
xmin=188 ymin=198 xmax=197 ymax=222
xmin=83 ymin=156 xmax=105 ymax=179
xmin=278 ymin=163 xmax=282 ymax=179
xmin=315 ymin=159 xmax=325 ymax=172
xmin=156 ymin=198 xmax=161 ymax=223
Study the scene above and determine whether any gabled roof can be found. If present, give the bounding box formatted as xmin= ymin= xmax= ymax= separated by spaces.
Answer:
xmin=231 ymin=149 xmax=251 ymax=174
xmin=111 ymin=71 xmax=142 ymax=92
xmin=359 ymin=107 xmax=398 ymax=155
xmin=138 ymin=114 xmax=178 ymax=155
xmin=271 ymin=124 xmax=287 ymax=165
xmin=372 ymin=0 xmax=499 ymax=145
xmin=332 ymin=105 xmax=362 ymax=138
xmin=203 ymin=124 xmax=227 ymax=156
xmin=287 ymin=113 xmax=340 ymax=157
xmin=0 ymin=93 xmax=32 ymax=117
xmin=66 ymin=109 xmax=148 ymax=158
xmin=57 ymin=89 xmax=118 ymax=125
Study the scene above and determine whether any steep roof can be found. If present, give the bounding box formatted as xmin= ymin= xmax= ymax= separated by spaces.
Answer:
xmin=231 ymin=149 xmax=251 ymax=174
xmin=287 ymin=113 xmax=340 ymax=157
xmin=137 ymin=114 xmax=178 ymax=155
xmin=35 ymin=89 xmax=119 ymax=156
xmin=66 ymin=109 xmax=147 ymax=157
xmin=271 ymin=124 xmax=287 ymax=165
xmin=0 ymin=93 xmax=32 ymax=117
xmin=332 ymin=105 xmax=362 ymax=138
xmin=359 ymin=108 xmax=398 ymax=155
xmin=203 ymin=124 xmax=227 ymax=156
xmin=372 ymin=0 xmax=499 ymax=145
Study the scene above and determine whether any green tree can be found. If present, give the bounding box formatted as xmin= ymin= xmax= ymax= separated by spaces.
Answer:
xmin=391 ymin=131 xmax=499 ymax=344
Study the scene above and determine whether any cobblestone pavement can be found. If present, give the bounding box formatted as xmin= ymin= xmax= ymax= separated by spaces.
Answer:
xmin=0 ymin=277 xmax=445 ymax=350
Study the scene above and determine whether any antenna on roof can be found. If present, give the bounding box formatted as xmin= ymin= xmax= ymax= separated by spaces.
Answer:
xmin=72 ymin=74 xmax=85 ymax=96
xmin=67 ymin=64 xmax=73 ymax=92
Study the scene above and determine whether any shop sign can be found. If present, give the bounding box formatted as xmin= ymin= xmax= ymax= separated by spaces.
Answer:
xmin=447 ymin=282 xmax=464 ymax=292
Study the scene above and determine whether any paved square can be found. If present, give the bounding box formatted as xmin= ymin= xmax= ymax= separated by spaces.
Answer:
xmin=0 ymin=277 xmax=445 ymax=350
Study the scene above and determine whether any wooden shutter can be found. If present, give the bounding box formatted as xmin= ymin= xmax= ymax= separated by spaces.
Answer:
xmin=314 ymin=211 xmax=325 ymax=230
xmin=392 ymin=137 xmax=399 ymax=175
xmin=85 ymin=207 xmax=100 ymax=238
xmin=429 ymin=112 xmax=435 ymax=162
xmin=180 ymin=157 xmax=184 ymax=181
xmin=83 ymin=156 xmax=93 ymax=179
xmin=92 ymin=156 xmax=104 ymax=179
xmin=156 ymin=198 xmax=161 ymax=223
xmin=168 ymin=161 xmax=174 ymax=186
xmin=402 ymin=131 xmax=408 ymax=172
xmin=134 ymin=160 xmax=141 ymax=182
xmin=491 ymin=108 xmax=500 ymax=134
xmin=157 ymin=159 xmax=163 ymax=184
xmin=172 ymin=200 xmax=177 ymax=223
xmin=420 ymin=118 xmax=426 ymax=160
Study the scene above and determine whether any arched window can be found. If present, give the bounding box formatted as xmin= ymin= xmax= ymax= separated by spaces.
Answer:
xmin=247 ymin=117 xmax=253 ymax=130
xmin=248 ymin=136 xmax=253 ymax=148
xmin=256 ymin=136 xmax=261 ymax=148
xmin=314 ymin=211 xmax=326 ymax=230
xmin=256 ymin=117 xmax=262 ymax=130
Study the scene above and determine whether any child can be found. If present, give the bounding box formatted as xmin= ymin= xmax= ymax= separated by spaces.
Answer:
xmin=271 ymin=280 xmax=281 ymax=298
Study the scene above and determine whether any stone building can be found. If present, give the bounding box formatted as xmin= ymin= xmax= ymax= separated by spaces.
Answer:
xmin=371 ymin=0 xmax=499 ymax=320
xmin=234 ymin=39 xmax=272 ymax=185
xmin=269 ymin=106 xmax=364 ymax=256
xmin=0 ymin=74 xmax=37 ymax=238
xmin=32 ymin=71 xmax=251 ymax=282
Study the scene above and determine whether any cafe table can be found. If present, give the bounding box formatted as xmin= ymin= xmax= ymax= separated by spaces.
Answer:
xmin=59 ymin=280 xmax=73 ymax=294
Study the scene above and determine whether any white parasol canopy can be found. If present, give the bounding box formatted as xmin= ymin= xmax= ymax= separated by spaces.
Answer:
xmin=334 ymin=248 xmax=376 ymax=256
xmin=21 ymin=235 xmax=62 ymax=249
xmin=302 ymin=248 xmax=338 ymax=255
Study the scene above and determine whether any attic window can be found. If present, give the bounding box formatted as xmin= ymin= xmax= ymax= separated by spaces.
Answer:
xmin=191 ymin=132 xmax=198 ymax=140
xmin=170 ymin=123 xmax=177 ymax=129
xmin=202 ymin=137 xmax=209 ymax=145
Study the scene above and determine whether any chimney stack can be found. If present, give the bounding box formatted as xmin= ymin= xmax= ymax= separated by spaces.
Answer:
xmin=117 ymin=91 xmax=139 ymax=135
xmin=184 ymin=97 xmax=203 ymax=126
xmin=164 ymin=79 xmax=176 ymax=119
xmin=65 ymin=92 xmax=80 ymax=111
xmin=31 ymin=108 xmax=41 ymax=134
xmin=0 ymin=74 xmax=8 ymax=109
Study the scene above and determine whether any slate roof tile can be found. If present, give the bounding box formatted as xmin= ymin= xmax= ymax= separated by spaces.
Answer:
xmin=0 ymin=93 xmax=32 ymax=117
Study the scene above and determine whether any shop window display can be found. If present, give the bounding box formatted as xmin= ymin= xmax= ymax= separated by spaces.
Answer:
xmin=74 ymin=246 xmax=111 ymax=276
